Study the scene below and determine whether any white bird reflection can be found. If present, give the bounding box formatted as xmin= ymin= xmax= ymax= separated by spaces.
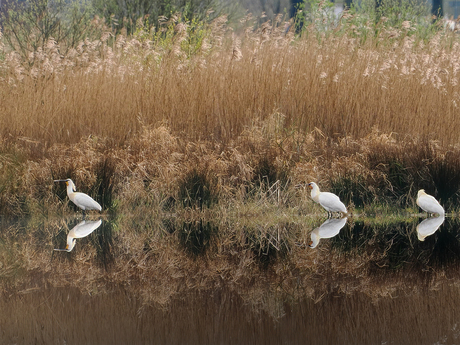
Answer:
xmin=54 ymin=219 xmax=102 ymax=252
xmin=309 ymin=217 xmax=347 ymax=248
xmin=416 ymin=216 xmax=445 ymax=241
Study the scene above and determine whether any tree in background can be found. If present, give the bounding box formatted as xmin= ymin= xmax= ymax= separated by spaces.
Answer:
xmin=0 ymin=0 xmax=96 ymax=58
xmin=90 ymin=0 xmax=228 ymax=35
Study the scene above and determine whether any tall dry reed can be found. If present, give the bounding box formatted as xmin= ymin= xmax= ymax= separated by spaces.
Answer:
xmin=1 ymin=17 xmax=460 ymax=147
xmin=2 ymin=16 xmax=460 ymax=216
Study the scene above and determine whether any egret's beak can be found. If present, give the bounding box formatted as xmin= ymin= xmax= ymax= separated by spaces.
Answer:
xmin=308 ymin=241 xmax=314 ymax=247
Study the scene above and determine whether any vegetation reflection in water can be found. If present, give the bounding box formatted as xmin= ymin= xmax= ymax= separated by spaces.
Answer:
xmin=7 ymin=214 xmax=460 ymax=291
xmin=2 ymin=214 xmax=460 ymax=343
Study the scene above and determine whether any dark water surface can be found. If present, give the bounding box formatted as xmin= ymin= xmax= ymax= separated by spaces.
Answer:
xmin=3 ymin=284 xmax=460 ymax=344
xmin=1 ymin=215 xmax=460 ymax=344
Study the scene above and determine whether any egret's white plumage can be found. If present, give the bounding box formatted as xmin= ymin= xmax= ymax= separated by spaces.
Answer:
xmin=308 ymin=182 xmax=347 ymax=216
xmin=54 ymin=219 xmax=102 ymax=252
xmin=416 ymin=189 xmax=445 ymax=216
xmin=416 ymin=216 xmax=445 ymax=241
xmin=309 ymin=217 xmax=347 ymax=248
xmin=54 ymin=179 xmax=102 ymax=214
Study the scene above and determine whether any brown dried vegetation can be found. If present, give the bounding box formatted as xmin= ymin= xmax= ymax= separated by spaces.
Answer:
xmin=1 ymin=16 xmax=460 ymax=215
xmin=2 ymin=15 xmax=460 ymax=316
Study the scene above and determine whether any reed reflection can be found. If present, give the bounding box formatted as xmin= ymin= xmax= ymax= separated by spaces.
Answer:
xmin=416 ymin=216 xmax=445 ymax=241
xmin=5 ymin=215 xmax=460 ymax=345
xmin=309 ymin=217 xmax=347 ymax=248
xmin=54 ymin=219 xmax=102 ymax=252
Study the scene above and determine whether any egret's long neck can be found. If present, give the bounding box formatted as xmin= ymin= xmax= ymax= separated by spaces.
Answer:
xmin=66 ymin=183 xmax=75 ymax=197
xmin=310 ymin=185 xmax=321 ymax=202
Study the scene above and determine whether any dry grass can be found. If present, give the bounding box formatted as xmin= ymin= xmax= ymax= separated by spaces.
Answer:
xmin=1 ymin=17 xmax=460 ymax=147
xmin=3 ymin=15 xmax=460 ymax=342
xmin=2 ymin=16 xmax=460 ymax=298
xmin=2 ymin=120 xmax=460 ymax=216
xmin=1 ymin=16 xmax=460 ymax=216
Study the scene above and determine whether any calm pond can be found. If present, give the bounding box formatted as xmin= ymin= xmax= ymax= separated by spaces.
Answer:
xmin=1 ymin=215 xmax=460 ymax=344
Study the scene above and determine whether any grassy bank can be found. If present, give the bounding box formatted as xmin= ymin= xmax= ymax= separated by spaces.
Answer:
xmin=1 ymin=123 xmax=460 ymax=217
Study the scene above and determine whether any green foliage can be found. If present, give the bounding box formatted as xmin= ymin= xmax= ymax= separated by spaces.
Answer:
xmin=179 ymin=16 xmax=213 ymax=57
xmin=374 ymin=0 xmax=431 ymax=26
xmin=294 ymin=0 xmax=439 ymax=43
xmin=91 ymin=0 xmax=221 ymax=36
xmin=237 ymin=0 xmax=292 ymax=19
xmin=292 ymin=0 xmax=341 ymax=36
xmin=142 ymin=13 xmax=214 ymax=61
xmin=294 ymin=0 xmax=337 ymax=33
xmin=343 ymin=0 xmax=437 ymax=42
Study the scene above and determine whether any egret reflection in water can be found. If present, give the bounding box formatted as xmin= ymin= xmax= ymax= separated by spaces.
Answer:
xmin=309 ymin=217 xmax=347 ymax=248
xmin=54 ymin=219 xmax=102 ymax=252
xmin=416 ymin=216 xmax=445 ymax=241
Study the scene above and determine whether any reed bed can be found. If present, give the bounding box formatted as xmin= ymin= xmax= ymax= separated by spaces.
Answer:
xmin=0 ymin=13 xmax=460 ymax=217
xmin=1 ymin=15 xmax=460 ymax=146
xmin=1 ymin=13 xmax=460 ymax=289
xmin=3 ymin=11 xmax=460 ymax=343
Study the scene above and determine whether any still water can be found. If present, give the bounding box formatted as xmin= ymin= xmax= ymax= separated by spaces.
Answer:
xmin=1 ymin=215 xmax=460 ymax=344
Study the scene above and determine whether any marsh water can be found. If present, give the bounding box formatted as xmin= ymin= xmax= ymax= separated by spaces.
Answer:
xmin=2 ymin=215 xmax=460 ymax=344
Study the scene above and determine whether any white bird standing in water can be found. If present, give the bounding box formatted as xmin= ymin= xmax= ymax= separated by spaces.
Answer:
xmin=416 ymin=189 xmax=445 ymax=216
xmin=54 ymin=219 xmax=102 ymax=252
xmin=54 ymin=179 xmax=102 ymax=216
xmin=308 ymin=182 xmax=347 ymax=217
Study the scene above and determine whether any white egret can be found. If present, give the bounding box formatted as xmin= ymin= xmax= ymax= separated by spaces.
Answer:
xmin=309 ymin=217 xmax=347 ymax=248
xmin=54 ymin=219 xmax=102 ymax=252
xmin=308 ymin=182 xmax=347 ymax=217
xmin=54 ymin=178 xmax=102 ymax=216
xmin=416 ymin=189 xmax=445 ymax=216
xmin=416 ymin=216 xmax=445 ymax=241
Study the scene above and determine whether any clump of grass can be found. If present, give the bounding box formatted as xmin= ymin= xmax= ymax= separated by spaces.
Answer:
xmin=330 ymin=175 xmax=373 ymax=208
xmin=427 ymin=150 xmax=460 ymax=207
xmin=94 ymin=156 xmax=117 ymax=212
xmin=0 ymin=145 xmax=28 ymax=216
xmin=178 ymin=167 xmax=218 ymax=209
